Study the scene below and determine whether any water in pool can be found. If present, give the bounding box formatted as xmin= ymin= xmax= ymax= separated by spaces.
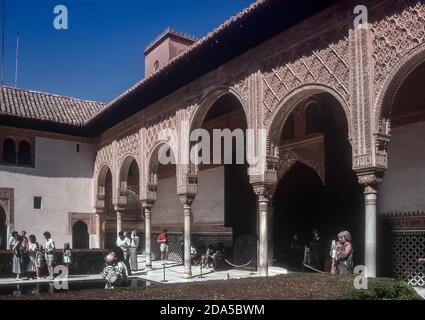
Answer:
xmin=0 ymin=278 xmax=147 ymax=297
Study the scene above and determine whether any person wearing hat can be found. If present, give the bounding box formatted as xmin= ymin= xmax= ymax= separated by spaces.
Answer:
xmin=101 ymin=252 xmax=128 ymax=289
xmin=333 ymin=231 xmax=354 ymax=275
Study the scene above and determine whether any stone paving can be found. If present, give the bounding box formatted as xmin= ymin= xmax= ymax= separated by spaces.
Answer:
xmin=0 ymin=259 xmax=288 ymax=287
xmin=414 ymin=286 xmax=425 ymax=299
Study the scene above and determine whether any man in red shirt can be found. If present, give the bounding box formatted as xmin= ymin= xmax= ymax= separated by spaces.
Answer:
xmin=157 ymin=229 xmax=169 ymax=262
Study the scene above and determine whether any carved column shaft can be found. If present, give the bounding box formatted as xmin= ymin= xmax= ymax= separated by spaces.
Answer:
xmin=258 ymin=194 xmax=269 ymax=277
xmin=95 ymin=213 xmax=102 ymax=249
xmin=180 ymin=196 xmax=194 ymax=279
xmin=358 ymin=173 xmax=383 ymax=278
xmin=144 ymin=206 xmax=153 ymax=270
xmin=252 ymin=183 xmax=275 ymax=277
xmin=116 ymin=211 xmax=122 ymax=235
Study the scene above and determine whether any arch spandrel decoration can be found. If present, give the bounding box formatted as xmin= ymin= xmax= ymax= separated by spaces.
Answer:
xmin=116 ymin=132 xmax=141 ymax=172
xmin=372 ymin=0 xmax=425 ymax=124
xmin=265 ymin=85 xmax=352 ymax=158
xmin=144 ymin=107 xmax=179 ymax=154
xmin=189 ymin=86 xmax=250 ymax=132
xmin=261 ymin=27 xmax=350 ymax=128
xmin=94 ymin=143 xmax=114 ymax=178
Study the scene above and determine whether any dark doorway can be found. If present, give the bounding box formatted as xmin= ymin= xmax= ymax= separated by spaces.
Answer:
xmin=273 ymin=163 xmax=326 ymax=269
xmin=273 ymin=93 xmax=364 ymax=272
xmin=72 ymin=221 xmax=89 ymax=249
xmin=0 ymin=206 xmax=6 ymax=250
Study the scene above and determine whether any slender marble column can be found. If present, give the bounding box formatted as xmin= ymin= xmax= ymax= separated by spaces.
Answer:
xmin=144 ymin=207 xmax=152 ymax=270
xmin=95 ymin=213 xmax=102 ymax=249
xmin=364 ymin=185 xmax=378 ymax=277
xmin=183 ymin=202 xmax=192 ymax=278
xmin=258 ymin=195 xmax=269 ymax=277
xmin=116 ymin=211 xmax=122 ymax=235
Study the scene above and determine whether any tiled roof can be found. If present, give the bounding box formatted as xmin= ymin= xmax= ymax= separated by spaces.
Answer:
xmin=0 ymin=0 xmax=340 ymax=135
xmin=0 ymin=86 xmax=107 ymax=126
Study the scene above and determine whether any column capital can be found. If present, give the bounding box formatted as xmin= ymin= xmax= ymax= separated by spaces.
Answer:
xmin=252 ymin=183 xmax=275 ymax=202
xmin=356 ymin=170 xmax=384 ymax=192
xmin=113 ymin=204 xmax=126 ymax=212
xmin=140 ymin=199 xmax=155 ymax=209
xmin=179 ymin=195 xmax=195 ymax=209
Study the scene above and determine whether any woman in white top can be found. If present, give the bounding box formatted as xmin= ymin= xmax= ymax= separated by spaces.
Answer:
xmin=129 ymin=230 xmax=140 ymax=271
xmin=27 ymin=234 xmax=42 ymax=279
xmin=43 ymin=231 xmax=56 ymax=280
xmin=8 ymin=231 xmax=18 ymax=249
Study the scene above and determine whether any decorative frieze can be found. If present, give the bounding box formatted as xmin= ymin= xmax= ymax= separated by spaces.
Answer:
xmin=261 ymin=28 xmax=350 ymax=126
xmin=383 ymin=211 xmax=425 ymax=231
xmin=372 ymin=0 xmax=425 ymax=100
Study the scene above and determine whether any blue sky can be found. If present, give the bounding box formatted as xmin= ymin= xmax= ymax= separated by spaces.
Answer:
xmin=0 ymin=0 xmax=254 ymax=102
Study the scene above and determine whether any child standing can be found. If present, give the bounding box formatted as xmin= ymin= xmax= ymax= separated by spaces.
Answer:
xmin=63 ymin=243 xmax=72 ymax=276
xmin=27 ymin=235 xmax=41 ymax=279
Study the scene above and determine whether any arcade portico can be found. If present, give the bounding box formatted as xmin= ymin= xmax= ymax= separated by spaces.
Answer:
xmin=1 ymin=0 xmax=425 ymax=285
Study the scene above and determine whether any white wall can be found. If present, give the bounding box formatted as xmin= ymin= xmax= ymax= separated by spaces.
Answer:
xmin=151 ymin=166 xmax=225 ymax=225
xmin=378 ymin=121 xmax=425 ymax=213
xmin=0 ymin=137 xmax=94 ymax=248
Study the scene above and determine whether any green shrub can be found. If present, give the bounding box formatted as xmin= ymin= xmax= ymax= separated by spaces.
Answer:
xmin=350 ymin=278 xmax=422 ymax=300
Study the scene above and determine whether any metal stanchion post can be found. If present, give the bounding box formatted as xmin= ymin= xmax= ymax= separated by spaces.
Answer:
xmin=161 ymin=262 xmax=168 ymax=283
xmin=199 ymin=261 xmax=204 ymax=278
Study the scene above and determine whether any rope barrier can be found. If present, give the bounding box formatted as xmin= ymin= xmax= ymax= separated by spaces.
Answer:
xmin=303 ymin=263 xmax=326 ymax=274
xmin=224 ymin=259 xmax=253 ymax=268
xmin=303 ymin=263 xmax=361 ymax=275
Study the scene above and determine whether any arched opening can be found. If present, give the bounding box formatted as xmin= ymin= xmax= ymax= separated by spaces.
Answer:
xmin=193 ymin=92 xmax=256 ymax=263
xmin=118 ymin=157 xmax=142 ymax=238
xmin=272 ymin=92 xmax=363 ymax=272
xmin=273 ymin=163 xmax=325 ymax=269
xmin=149 ymin=143 xmax=180 ymax=261
xmin=98 ymin=167 xmax=114 ymax=249
xmin=0 ymin=206 xmax=6 ymax=250
xmin=18 ymin=140 xmax=32 ymax=165
xmin=72 ymin=220 xmax=89 ymax=249
xmin=378 ymin=58 xmax=425 ymax=283
xmin=2 ymin=138 xmax=16 ymax=164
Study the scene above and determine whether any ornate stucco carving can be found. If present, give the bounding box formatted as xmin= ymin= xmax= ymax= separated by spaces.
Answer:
xmin=372 ymin=0 xmax=425 ymax=126
xmin=116 ymin=131 xmax=141 ymax=168
xmin=261 ymin=28 xmax=350 ymax=127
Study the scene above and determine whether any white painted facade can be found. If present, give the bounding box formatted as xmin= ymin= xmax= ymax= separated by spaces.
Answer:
xmin=152 ymin=166 xmax=225 ymax=225
xmin=378 ymin=121 xmax=425 ymax=213
xmin=0 ymin=137 xmax=95 ymax=247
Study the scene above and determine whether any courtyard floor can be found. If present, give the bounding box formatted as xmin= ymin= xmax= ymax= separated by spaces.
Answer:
xmin=0 ymin=268 xmax=422 ymax=300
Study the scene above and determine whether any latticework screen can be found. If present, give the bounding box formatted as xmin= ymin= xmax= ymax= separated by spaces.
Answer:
xmin=392 ymin=232 xmax=425 ymax=287
xmin=140 ymin=233 xmax=233 ymax=263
